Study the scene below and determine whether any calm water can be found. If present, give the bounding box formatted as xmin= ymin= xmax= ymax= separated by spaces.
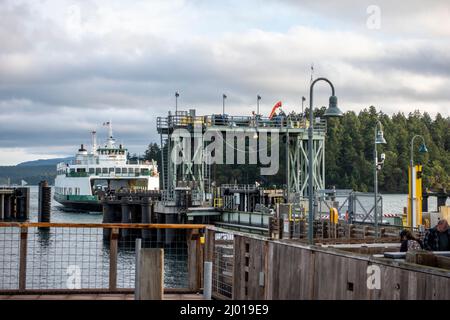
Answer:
xmin=0 ymin=186 xmax=188 ymax=290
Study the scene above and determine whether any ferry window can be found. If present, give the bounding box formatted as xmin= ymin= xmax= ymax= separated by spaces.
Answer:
xmin=122 ymin=168 xmax=127 ymax=174
xmin=128 ymin=168 xmax=134 ymax=173
xmin=102 ymin=168 xmax=108 ymax=174
xmin=89 ymin=168 xmax=94 ymax=174
xmin=141 ymin=168 xmax=149 ymax=175
xmin=96 ymin=168 xmax=101 ymax=174
xmin=115 ymin=168 xmax=121 ymax=174
xmin=109 ymin=168 xmax=114 ymax=173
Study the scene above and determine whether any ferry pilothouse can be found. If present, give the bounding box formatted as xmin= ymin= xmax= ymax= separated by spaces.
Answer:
xmin=54 ymin=122 xmax=159 ymax=211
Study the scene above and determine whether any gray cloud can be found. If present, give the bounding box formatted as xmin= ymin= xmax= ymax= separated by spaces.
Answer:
xmin=0 ymin=0 xmax=449 ymax=164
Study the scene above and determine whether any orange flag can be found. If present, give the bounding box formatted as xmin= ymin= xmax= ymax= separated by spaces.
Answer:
xmin=269 ymin=101 xmax=282 ymax=119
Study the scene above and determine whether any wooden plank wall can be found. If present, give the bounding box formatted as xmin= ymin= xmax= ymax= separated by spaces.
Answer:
xmin=228 ymin=233 xmax=450 ymax=300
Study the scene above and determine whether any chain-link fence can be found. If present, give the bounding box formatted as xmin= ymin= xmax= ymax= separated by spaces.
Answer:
xmin=0 ymin=222 xmax=204 ymax=292
xmin=212 ymin=231 xmax=234 ymax=299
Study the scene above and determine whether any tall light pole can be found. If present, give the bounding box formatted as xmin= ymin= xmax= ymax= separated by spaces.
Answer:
xmin=308 ymin=78 xmax=343 ymax=245
xmin=222 ymin=94 xmax=227 ymax=116
xmin=374 ymin=120 xmax=386 ymax=237
xmin=175 ymin=91 xmax=179 ymax=114
xmin=409 ymin=135 xmax=428 ymax=228
xmin=301 ymin=96 xmax=306 ymax=117
xmin=257 ymin=95 xmax=261 ymax=115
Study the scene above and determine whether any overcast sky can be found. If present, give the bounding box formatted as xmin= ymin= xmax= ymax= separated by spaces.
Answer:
xmin=0 ymin=0 xmax=449 ymax=165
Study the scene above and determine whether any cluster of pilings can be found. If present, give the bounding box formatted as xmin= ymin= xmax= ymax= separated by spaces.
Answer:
xmin=102 ymin=191 xmax=184 ymax=245
xmin=0 ymin=187 xmax=29 ymax=221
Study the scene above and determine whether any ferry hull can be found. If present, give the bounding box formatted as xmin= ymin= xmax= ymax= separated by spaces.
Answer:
xmin=54 ymin=194 xmax=103 ymax=212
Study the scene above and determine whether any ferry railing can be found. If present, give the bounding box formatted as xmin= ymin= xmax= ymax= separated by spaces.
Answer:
xmin=0 ymin=222 xmax=206 ymax=294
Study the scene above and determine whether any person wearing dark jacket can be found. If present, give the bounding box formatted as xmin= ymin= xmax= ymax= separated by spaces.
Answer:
xmin=423 ymin=219 xmax=450 ymax=251
xmin=399 ymin=229 xmax=423 ymax=252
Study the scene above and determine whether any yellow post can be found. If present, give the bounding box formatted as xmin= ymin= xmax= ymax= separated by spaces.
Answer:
xmin=330 ymin=208 xmax=338 ymax=224
xmin=407 ymin=164 xmax=423 ymax=227
xmin=407 ymin=165 xmax=412 ymax=227
xmin=416 ymin=165 xmax=423 ymax=226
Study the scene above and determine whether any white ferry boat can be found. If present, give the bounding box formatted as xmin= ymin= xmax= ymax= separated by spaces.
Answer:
xmin=54 ymin=122 xmax=159 ymax=211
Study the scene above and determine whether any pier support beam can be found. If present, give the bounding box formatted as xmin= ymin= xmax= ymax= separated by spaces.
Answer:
xmin=102 ymin=202 xmax=114 ymax=240
xmin=156 ymin=213 xmax=164 ymax=244
xmin=4 ymin=195 xmax=11 ymax=220
xmin=141 ymin=197 xmax=153 ymax=241
xmin=0 ymin=194 xmax=4 ymax=220
xmin=121 ymin=199 xmax=130 ymax=237
xmin=165 ymin=214 xmax=177 ymax=245
xmin=16 ymin=188 xmax=30 ymax=221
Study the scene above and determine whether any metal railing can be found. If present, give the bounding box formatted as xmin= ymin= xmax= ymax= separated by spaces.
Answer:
xmin=157 ymin=114 xmax=327 ymax=133
xmin=221 ymin=184 xmax=258 ymax=192
xmin=0 ymin=222 xmax=206 ymax=293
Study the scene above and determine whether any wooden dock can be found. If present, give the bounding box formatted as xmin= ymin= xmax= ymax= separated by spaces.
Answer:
xmin=0 ymin=293 xmax=205 ymax=300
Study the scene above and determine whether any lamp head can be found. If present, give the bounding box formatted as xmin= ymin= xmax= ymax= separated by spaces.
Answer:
xmin=323 ymin=95 xmax=343 ymax=117
xmin=418 ymin=142 xmax=428 ymax=153
xmin=375 ymin=129 xmax=387 ymax=144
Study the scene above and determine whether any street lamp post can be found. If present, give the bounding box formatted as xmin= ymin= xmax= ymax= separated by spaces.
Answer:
xmin=373 ymin=121 xmax=386 ymax=237
xmin=301 ymin=96 xmax=306 ymax=117
xmin=409 ymin=135 xmax=428 ymax=228
xmin=257 ymin=95 xmax=261 ymax=116
xmin=308 ymin=78 xmax=343 ymax=245
xmin=175 ymin=91 xmax=179 ymax=114
xmin=222 ymin=94 xmax=227 ymax=116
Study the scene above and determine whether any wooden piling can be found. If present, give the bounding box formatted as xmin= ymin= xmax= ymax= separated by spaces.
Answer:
xmin=137 ymin=248 xmax=164 ymax=300
xmin=38 ymin=181 xmax=51 ymax=229
xmin=187 ymin=229 xmax=202 ymax=291
xmin=19 ymin=227 xmax=28 ymax=291
xmin=109 ymin=228 xmax=119 ymax=290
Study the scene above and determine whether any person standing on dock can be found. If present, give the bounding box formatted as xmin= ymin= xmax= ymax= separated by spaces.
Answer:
xmin=399 ymin=230 xmax=423 ymax=252
xmin=423 ymin=219 xmax=450 ymax=251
